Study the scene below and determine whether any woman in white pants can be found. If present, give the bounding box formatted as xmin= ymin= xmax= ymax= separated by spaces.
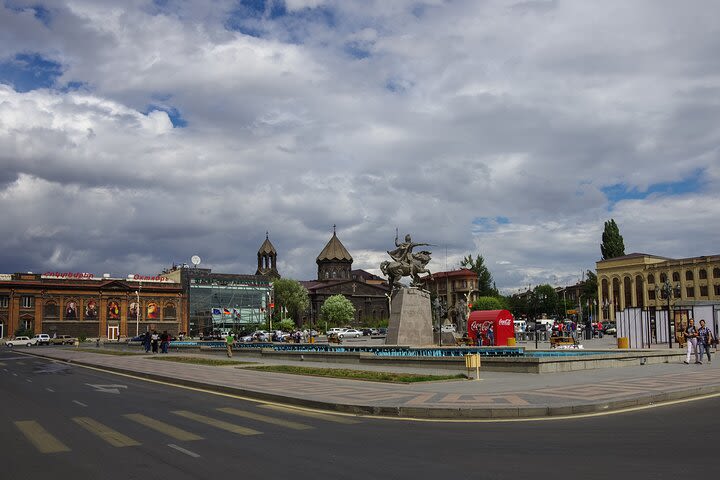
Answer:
xmin=684 ymin=319 xmax=699 ymax=364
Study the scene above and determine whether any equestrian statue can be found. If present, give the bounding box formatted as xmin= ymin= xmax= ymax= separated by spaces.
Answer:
xmin=380 ymin=231 xmax=433 ymax=288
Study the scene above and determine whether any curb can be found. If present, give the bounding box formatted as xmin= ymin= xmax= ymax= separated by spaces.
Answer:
xmin=22 ymin=350 xmax=720 ymax=420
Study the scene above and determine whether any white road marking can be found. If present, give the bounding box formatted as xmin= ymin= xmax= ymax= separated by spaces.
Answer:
xmin=26 ymin=379 xmax=32 ymax=383
xmin=168 ymin=444 xmax=201 ymax=458
xmin=72 ymin=400 xmax=88 ymax=407
xmin=46 ymin=387 xmax=55 ymax=392
xmin=12 ymin=373 xmax=17 ymax=376
xmin=85 ymin=383 xmax=128 ymax=394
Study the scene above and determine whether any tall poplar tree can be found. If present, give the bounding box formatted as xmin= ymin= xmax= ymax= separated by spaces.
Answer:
xmin=601 ymin=219 xmax=626 ymax=260
xmin=460 ymin=254 xmax=497 ymax=296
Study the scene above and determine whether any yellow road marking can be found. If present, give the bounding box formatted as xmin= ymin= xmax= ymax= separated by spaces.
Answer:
xmin=124 ymin=413 xmax=203 ymax=441
xmin=217 ymin=407 xmax=313 ymax=430
xmin=72 ymin=417 xmax=141 ymax=447
xmin=14 ymin=420 xmax=70 ymax=453
xmin=172 ymin=410 xmax=261 ymax=436
xmin=260 ymin=404 xmax=361 ymax=424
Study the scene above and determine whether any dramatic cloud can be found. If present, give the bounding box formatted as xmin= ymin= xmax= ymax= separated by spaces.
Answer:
xmin=1 ymin=0 xmax=718 ymax=292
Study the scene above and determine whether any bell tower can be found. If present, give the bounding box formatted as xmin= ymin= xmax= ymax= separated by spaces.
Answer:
xmin=256 ymin=232 xmax=280 ymax=278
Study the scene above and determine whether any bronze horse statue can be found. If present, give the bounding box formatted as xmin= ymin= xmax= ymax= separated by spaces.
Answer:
xmin=380 ymin=250 xmax=432 ymax=288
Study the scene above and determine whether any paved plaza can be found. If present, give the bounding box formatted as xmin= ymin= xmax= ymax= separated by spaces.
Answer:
xmin=19 ymin=337 xmax=720 ymax=420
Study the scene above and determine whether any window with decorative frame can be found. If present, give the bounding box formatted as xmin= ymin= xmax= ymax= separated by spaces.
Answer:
xmin=21 ymin=296 xmax=34 ymax=309
xmin=0 ymin=296 xmax=8 ymax=308
xmin=44 ymin=301 xmax=59 ymax=319
xmin=163 ymin=302 xmax=176 ymax=319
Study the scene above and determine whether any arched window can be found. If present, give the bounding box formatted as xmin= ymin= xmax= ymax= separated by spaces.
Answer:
xmin=647 ymin=274 xmax=655 ymax=284
xmin=714 ymin=267 xmax=720 ymax=279
xmin=686 ymin=270 xmax=694 ymax=281
xmin=672 ymin=272 xmax=680 ymax=282
xmin=163 ymin=303 xmax=176 ymax=319
xmin=44 ymin=301 xmax=59 ymax=320
xmin=660 ymin=273 xmax=667 ymax=283
xmin=699 ymin=269 xmax=707 ymax=280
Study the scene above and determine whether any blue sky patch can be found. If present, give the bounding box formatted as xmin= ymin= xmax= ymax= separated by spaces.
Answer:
xmin=602 ymin=169 xmax=705 ymax=207
xmin=145 ymin=104 xmax=187 ymax=128
xmin=472 ymin=216 xmax=511 ymax=232
xmin=344 ymin=42 xmax=371 ymax=59
xmin=225 ymin=2 xmax=336 ymax=39
xmin=0 ymin=53 xmax=62 ymax=92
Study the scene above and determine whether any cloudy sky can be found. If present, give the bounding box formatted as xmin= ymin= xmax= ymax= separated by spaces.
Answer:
xmin=1 ymin=0 xmax=718 ymax=293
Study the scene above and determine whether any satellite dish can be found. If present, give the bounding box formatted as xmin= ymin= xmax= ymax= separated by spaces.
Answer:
xmin=191 ymin=255 xmax=201 ymax=266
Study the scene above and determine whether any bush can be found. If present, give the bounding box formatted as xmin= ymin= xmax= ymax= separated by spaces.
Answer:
xmin=14 ymin=327 xmax=33 ymax=337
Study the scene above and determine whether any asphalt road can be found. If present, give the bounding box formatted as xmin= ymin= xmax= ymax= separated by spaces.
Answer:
xmin=1 ymin=348 xmax=716 ymax=480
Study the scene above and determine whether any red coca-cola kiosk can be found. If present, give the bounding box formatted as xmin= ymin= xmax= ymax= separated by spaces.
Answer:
xmin=468 ymin=310 xmax=515 ymax=346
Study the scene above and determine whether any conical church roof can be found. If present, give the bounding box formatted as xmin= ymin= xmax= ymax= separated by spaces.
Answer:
xmin=316 ymin=230 xmax=353 ymax=263
xmin=258 ymin=232 xmax=276 ymax=254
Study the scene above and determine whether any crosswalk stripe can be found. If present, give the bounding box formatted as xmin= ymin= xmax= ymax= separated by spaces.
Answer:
xmin=124 ymin=413 xmax=203 ymax=441
xmin=14 ymin=420 xmax=70 ymax=453
xmin=172 ymin=410 xmax=261 ymax=436
xmin=259 ymin=404 xmax=361 ymax=424
xmin=217 ymin=407 xmax=313 ymax=430
xmin=72 ymin=417 xmax=141 ymax=447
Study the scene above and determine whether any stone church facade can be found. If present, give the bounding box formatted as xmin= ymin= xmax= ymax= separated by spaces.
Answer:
xmin=301 ymin=228 xmax=391 ymax=325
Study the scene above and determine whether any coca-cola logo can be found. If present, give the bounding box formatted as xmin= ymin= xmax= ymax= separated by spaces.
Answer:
xmin=498 ymin=318 xmax=512 ymax=326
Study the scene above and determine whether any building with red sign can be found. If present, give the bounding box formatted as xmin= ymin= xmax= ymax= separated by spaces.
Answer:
xmin=0 ymin=272 xmax=185 ymax=340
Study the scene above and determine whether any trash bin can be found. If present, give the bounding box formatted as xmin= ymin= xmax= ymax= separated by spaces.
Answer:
xmin=617 ymin=337 xmax=629 ymax=349
xmin=465 ymin=353 xmax=481 ymax=380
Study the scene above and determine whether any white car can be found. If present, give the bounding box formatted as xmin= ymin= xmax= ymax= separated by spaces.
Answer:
xmin=34 ymin=334 xmax=51 ymax=345
xmin=6 ymin=336 xmax=37 ymax=347
xmin=338 ymin=328 xmax=362 ymax=339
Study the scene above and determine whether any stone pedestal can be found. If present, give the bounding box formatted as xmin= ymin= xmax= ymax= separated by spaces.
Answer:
xmin=385 ymin=287 xmax=433 ymax=346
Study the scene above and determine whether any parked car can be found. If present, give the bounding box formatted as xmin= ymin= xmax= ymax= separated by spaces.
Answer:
xmin=6 ymin=336 xmax=37 ymax=347
xmin=603 ymin=323 xmax=617 ymax=335
xmin=338 ymin=328 xmax=362 ymax=339
xmin=33 ymin=334 xmax=51 ymax=346
xmin=361 ymin=328 xmax=373 ymax=336
xmin=326 ymin=328 xmax=347 ymax=336
xmin=51 ymin=335 xmax=77 ymax=345
xmin=377 ymin=328 xmax=387 ymax=336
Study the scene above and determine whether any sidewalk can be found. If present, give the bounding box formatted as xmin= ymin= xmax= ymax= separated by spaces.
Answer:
xmin=25 ymin=346 xmax=720 ymax=419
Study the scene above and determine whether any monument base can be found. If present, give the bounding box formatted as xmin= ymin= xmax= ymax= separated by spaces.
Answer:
xmin=385 ymin=287 xmax=433 ymax=346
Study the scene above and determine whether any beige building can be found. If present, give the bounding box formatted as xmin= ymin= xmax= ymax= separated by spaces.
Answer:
xmin=596 ymin=253 xmax=720 ymax=322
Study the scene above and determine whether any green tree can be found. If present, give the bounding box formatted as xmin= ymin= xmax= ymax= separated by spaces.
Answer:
xmin=278 ymin=318 xmax=296 ymax=332
xmin=320 ymin=294 xmax=355 ymax=326
xmin=601 ymin=219 xmax=626 ymax=260
xmin=272 ymin=278 xmax=310 ymax=325
xmin=581 ymin=270 xmax=598 ymax=303
xmin=460 ymin=253 xmax=497 ymax=296
xmin=470 ymin=296 xmax=506 ymax=311
xmin=530 ymin=284 xmax=559 ymax=319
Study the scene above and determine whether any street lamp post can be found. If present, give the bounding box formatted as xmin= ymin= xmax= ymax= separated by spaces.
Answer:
xmin=656 ymin=280 xmax=679 ymax=349
xmin=134 ymin=282 xmax=141 ymax=337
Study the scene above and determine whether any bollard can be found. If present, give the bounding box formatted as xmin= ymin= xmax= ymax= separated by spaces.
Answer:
xmin=617 ymin=337 xmax=629 ymax=349
xmin=507 ymin=337 xmax=517 ymax=346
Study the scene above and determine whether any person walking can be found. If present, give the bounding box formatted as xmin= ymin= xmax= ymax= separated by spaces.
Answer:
xmin=151 ymin=330 xmax=159 ymax=354
xmin=684 ymin=319 xmax=700 ymax=364
xmin=487 ymin=324 xmax=494 ymax=346
xmin=697 ymin=319 xmax=712 ymax=363
xmin=160 ymin=331 xmax=169 ymax=354
xmin=225 ymin=332 xmax=234 ymax=358
xmin=143 ymin=331 xmax=151 ymax=353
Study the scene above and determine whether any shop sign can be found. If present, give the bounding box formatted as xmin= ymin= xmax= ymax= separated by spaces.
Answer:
xmin=0 ymin=274 xmax=12 ymax=281
xmin=128 ymin=274 xmax=173 ymax=283
xmin=43 ymin=272 xmax=95 ymax=279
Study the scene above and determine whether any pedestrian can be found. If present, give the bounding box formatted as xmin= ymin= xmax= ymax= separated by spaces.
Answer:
xmin=225 ymin=332 xmax=234 ymax=358
xmin=597 ymin=320 xmax=603 ymax=338
xmin=487 ymin=324 xmax=494 ymax=346
xmin=143 ymin=331 xmax=151 ymax=353
xmin=151 ymin=330 xmax=159 ymax=354
xmin=160 ymin=331 xmax=169 ymax=354
xmin=697 ymin=319 xmax=712 ymax=363
xmin=683 ymin=319 xmax=700 ymax=364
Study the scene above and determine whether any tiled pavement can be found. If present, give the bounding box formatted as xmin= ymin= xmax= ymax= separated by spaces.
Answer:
xmin=21 ymin=346 xmax=720 ymax=419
